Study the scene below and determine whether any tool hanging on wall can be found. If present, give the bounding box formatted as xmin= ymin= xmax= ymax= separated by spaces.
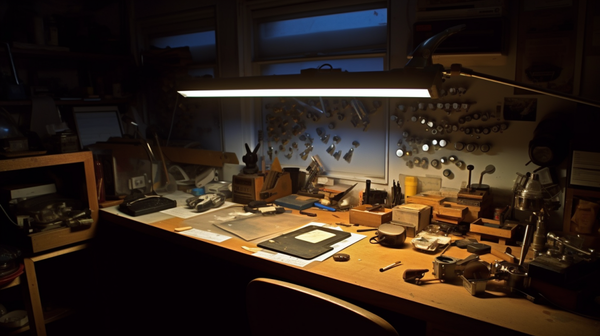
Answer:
xmin=2 ymin=43 xmax=27 ymax=100
xmin=471 ymin=165 xmax=495 ymax=191
xmin=299 ymin=155 xmax=325 ymax=196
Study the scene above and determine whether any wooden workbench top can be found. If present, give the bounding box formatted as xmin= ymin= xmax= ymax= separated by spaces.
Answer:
xmin=100 ymin=205 xmax=600 ymax=336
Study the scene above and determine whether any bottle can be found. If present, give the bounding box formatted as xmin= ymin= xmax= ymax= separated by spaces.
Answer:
xmin=405 ymin=176 xmax=417 ymax=199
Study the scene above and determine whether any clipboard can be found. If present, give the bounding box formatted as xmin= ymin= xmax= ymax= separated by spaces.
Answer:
xmin=258 ymin=225 xmax=351 ymax=260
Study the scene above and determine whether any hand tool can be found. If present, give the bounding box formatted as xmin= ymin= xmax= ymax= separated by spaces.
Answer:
xmin=314 ymin=202 xmax=336 ymax=212
xmin=379 ymin=261 xmax=402 ymax=272
xmin=299 ymin=210 xmax=317 ymax=217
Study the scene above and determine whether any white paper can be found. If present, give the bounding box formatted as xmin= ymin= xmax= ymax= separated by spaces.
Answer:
xmin=178 ymin=228 xmax=231 ymax=243
xmin=314 ymin=232 xmax=366 ymax=262
xmin=570 ymin=151 xmax=600 ymax=188
xmin=103 ymin=204 xmax=173 ymax=223
xmin=295 ymin=229 xmax=336 ymax=243
xmin=253 ymin=250 xmax=314 ymax=267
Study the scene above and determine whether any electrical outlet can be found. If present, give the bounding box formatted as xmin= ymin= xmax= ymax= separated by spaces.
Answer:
xmin=128 ymin=176 xmax=146 ymax=190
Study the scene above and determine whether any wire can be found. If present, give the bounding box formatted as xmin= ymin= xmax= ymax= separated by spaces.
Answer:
xmin=166 ymin=94 xmax=179 ymax=146
xmin=0 ymin=203 xmax=19 ymax=227
xmin=536 ymin=292 xmax=600 ymax=321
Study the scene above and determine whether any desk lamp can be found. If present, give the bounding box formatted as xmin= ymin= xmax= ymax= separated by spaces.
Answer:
xmin=177 ymin=24 xmax=600 ymax=109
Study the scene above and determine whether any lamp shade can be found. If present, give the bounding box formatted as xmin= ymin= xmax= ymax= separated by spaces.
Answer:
xmin=177 ymin=65 xmax=444 ymax=99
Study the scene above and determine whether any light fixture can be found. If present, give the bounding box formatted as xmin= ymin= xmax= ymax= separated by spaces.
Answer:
xmin=177 ymin=65 xmax=444 ymax=98
xmin=177 ymin=24 xmax=600 ymax=109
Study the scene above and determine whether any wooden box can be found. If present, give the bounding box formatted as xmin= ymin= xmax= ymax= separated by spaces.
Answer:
xmin=469 ymin=218 xmax=518 ymax=245
xmin=392 ymin=203 xmax=431 ymax=235
xmin=349 ymin=204 xmax=392 ymax=227
xmin=406 ymin=194 xmax=445 ymax=208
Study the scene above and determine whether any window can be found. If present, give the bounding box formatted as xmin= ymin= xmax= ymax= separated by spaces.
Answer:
xmin=261 ymin=58 xmax=383 ymax=76
xmin=254 ymin=4 xmax=390 ymax=182
xmin=150 ymin=30 xmax=216 ymax=77
xmin=136 ymin=5 xmax=221 ymax=150
xmin=256 ymin=8 xmax=387 ymax=60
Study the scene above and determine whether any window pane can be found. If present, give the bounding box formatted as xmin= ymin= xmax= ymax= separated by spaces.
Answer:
xmin=257 ymin=8 xmax=387 ymax=59
xmin=260 ymin=9 xmax=387 ymax=38
xmin=261 ymin=57 xmax=384 ymax=76
xmin=151 ymin=30 xmax=216 ymax=64
xmin=188 ymin=68 xmax=215 ymax=78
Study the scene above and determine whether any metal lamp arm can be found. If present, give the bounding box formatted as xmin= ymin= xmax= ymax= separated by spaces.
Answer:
xmin=445 ymin=64 xmax=600 ymax=108
xmin=405 ymin=24 xmax=466 ymax=69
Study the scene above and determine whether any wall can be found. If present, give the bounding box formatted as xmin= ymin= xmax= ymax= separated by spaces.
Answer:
xmin=134 ymin=0 xmax=600 ymax=231
xmin=379 ymin=0 xmax=595 ymax=231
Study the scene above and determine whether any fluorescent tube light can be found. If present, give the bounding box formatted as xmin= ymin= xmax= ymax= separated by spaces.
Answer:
xmin=178 ymin=88 xmax=432 ymax=98
xmin=177 ymin=66 xmax=445 ymax=99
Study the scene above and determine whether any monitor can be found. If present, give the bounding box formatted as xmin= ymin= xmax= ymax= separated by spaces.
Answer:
xmin=72 ymin=106 xmax=123 ymax=149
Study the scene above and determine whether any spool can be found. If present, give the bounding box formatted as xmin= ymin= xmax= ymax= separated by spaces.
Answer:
xmin=405 ymin=176 xmax=417 ymax=198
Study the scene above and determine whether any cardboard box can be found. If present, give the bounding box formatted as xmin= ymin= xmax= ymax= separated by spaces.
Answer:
xmin=392 ymin=203 xmax=432 ymax=235
xmin=349 ymin=204 xmax=392 ymax=227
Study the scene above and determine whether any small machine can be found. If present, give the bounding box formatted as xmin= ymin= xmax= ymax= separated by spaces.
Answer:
xmin=299 ymin=155 xmax=325 ymax=197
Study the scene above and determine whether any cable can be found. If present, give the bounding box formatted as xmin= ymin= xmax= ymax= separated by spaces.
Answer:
xmin=166 ymin=94 xmax=179 ymax=146
xmin=536 ymin=292 xmax=600 ymax=321
xmin=0 ymin=203 xmax=19 ymax=227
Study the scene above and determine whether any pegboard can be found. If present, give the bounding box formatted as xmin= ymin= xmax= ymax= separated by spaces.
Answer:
xmin=261 ymin=97 xmax=389 ymax=183
xmin=388 ymin=76 xmax=510 ymax=174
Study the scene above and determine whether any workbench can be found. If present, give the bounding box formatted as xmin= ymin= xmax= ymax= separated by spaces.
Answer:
xmin=98 ymin=204 xmax=600 ymax=336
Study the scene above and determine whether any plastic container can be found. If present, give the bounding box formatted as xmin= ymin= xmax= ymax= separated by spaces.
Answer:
xmin=405 ymin=176 xmax=418 ymax=199
xmin=0 ymin=310 xmax=28 ymax=328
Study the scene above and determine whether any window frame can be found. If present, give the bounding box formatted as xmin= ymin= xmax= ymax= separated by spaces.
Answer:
xmin=245 ymin=1 xmax=392 ymax=184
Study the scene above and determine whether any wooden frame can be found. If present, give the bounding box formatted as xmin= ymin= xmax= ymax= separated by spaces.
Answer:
xmin=22 ymin=243 xmax=89 ymax=336
xmin=563 ymin=187 xmax=600 ymax=237
xmin=0 ymin=152 xmax=98 ymax=253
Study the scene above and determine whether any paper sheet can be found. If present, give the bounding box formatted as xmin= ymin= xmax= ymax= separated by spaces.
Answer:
xmin=212 ymin=212 xmax=311 ymax=241
xmin=103 ymin=204 xmax=173 ymax=223
xmin=178 ymin=228 xmax=230 ymax=243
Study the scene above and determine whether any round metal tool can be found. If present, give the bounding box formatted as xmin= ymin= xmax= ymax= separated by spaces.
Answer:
xmin=466 ymin=165 xmax=474 ymax=190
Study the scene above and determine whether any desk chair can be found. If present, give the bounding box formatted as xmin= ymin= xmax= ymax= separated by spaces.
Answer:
xmin=246 ymin=278 xmax=400 ymax=336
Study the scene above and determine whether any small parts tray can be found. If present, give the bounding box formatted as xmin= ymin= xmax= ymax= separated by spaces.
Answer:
xmin=469 ymin=218 xmax=518 ymax=245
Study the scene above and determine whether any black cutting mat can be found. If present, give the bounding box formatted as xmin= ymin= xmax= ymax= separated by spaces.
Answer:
xmin=258 ymin=225 xmax=351 ymax=260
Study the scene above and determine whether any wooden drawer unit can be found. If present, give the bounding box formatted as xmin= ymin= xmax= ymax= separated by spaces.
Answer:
xmin=0 ymin=152 xmax=98 ymax=254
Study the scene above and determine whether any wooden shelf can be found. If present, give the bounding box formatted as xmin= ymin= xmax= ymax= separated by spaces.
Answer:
xmin=1 ymin=152 xmax=98 ymax=336
xmin=0 ymin=277 xmax=21 ymax=291
xmin=0 ymin=45 xmax=132 ymax=62
xmin=0 ymin=98 xmax=131 ymax=107
xmin=0 ymin=307 xmax=73 ymax=336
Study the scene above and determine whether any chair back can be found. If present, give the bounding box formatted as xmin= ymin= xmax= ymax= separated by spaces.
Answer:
xmin=246 ymin=278 xmax=400 ymax=336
